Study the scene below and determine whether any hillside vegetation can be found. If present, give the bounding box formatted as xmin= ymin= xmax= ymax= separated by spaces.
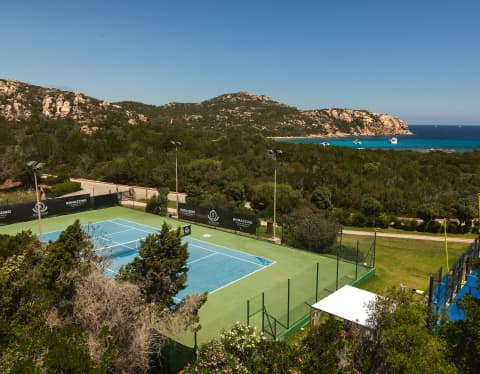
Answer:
xmin=1 ymin=118 xmax=479 ymax=225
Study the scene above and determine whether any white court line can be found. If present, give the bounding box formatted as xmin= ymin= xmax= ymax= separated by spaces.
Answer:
xmin=186 ymin=237 xmax=274 ymax=265
xmin=173 ymin=260 xmax=277 ymax=303
xmin=208 ymin=261 xmax=276 ymax=295
xmin=97 ymin=238 xmax=140 ymax=251
xmin=111 ymin=218 xmax=158 ymax=235
xmin=105 ymin=268 xmax=118 ymax=276
xmin=187 ymin=252 xmax=217 ymax=265
xmin=101 ymin=228 xmax=137 ymax=237
xmin=189 ymin=242 xmax=265 ymax=267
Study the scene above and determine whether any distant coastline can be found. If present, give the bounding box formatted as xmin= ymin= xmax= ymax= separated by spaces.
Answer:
xmin=273 ymin=125 xmax=480 ymax=152
xmin=268 ymin=132 xmax=413 ymax=140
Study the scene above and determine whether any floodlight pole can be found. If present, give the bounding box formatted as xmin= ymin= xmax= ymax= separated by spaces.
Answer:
xmin=28 ymin=161 xmax=44 ymax=242
xmin=171 ymin=141 xmax=182 ymax=219
xmin=273 ymin=166 xmax=277 ymax=239
xmin=268 ymin=149 xmax=282 ymax=241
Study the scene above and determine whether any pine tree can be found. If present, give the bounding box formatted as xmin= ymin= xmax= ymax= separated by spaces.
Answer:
xmin=117 ymin=222 xmax=188 ymax=308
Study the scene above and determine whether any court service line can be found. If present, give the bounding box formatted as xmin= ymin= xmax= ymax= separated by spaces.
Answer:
xmin=187 ymin=252 xmax=217 ymax=265
xmin=99 ymin=228 xmax=137 ymax=237
xmin=189 ymin=242 xmax=265 ymax=267
xmin=97 ymin=238 xmax=140 ymax=251
xmin=111 ymin=218 xmax=159 ymax=234
xmin=105 ymin=267 xmax=118 ymax=276
xmin=109 ymin=219 xmax=157 ymax=235
xmin=186 ymin=237 xmax=274 ymax=264
xmin=206 ymin=260 xmax=276 ymax=296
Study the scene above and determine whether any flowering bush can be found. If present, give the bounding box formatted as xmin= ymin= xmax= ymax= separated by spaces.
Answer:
xmin=184 ymin=340 xmax=248 ymax=374
xmin=220 ymin=322 xmax=265 ymax=360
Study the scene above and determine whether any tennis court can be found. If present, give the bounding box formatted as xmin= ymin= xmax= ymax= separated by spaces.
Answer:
xmin=42 ymin=218 xmax=274 ymax=299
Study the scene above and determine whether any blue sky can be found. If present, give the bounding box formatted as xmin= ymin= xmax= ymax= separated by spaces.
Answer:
xmin=1 ymin=1 xmax=479 ymax=124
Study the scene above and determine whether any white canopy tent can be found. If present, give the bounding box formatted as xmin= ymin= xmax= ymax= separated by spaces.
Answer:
xmin=311 ymin=285 xmax=378 ymax=328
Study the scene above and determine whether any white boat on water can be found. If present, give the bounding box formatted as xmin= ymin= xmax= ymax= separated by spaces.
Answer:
xmin=353 ymin=138 xmax=362 ymax=145
xmin=321 ymin=141 xmax=330 ymax=147
xmin=389 ymin=137 xmax=398 ymax=145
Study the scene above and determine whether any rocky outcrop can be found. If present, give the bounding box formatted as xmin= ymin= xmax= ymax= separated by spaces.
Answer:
xmin=0 ymin=79 xmax=411 ymax=137
xmin=0 ymin=79 xmax=148 ymax=133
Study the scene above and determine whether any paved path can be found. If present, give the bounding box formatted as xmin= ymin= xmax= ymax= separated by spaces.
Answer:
xmin=343 ymin=229 xmax=475 ymax=244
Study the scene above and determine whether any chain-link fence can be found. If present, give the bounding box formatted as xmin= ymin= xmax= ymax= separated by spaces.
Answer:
xmin=246 ymin=233 xmax=376 ymax=339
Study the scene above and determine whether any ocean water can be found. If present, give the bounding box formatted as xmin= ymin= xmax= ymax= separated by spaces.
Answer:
xmin=276 ymin=125 xmax=480 ymax=152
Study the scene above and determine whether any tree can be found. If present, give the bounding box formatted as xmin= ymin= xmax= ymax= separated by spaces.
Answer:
xmin=116 ymin=222 xmax=188 ymax=308
xmin=251 ymin=182 xmax=301 ymax=216
xmin=311 ymin=185 xmax=333 ymax=210
xmin=361 ymin=196 xmax=384 ymax=218
xmin=282 ymin=206 xmax=340 ymax=253
xmin=417 ymin=203 xmax=439 ymax=223
xmin=453 ymin=198 xmax=475 ymax=226
xmin=350 ymin=287 xmax=456 ymax=374
xmin=145 ymin=187 xmax=169 ymax=216
xmin=298 ymin=317 xmax=345 ymax=373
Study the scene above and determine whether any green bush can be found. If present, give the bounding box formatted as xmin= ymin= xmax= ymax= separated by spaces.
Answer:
xmin=43 ymin=174 xmax=70 ymax=186
xmin=145 ymin=189 xmax=168 ymax=216
xmin=350 ymin=212 xmax=367 ymax=227
xmin=184 ymin=340 xmax=248 ymax=374
xmin=426 ymin=220 xmax=442 ymax=233
xmin=48 ymin=181 xmax=81 ymax=196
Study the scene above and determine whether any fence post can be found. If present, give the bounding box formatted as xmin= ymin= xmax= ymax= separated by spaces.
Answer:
xmin=428 ymin=275 xmax=434 ymax=306
xmin=287 ymin=279 xmax=291 ymax=328
xmin=247 ymin=300 xmax=250 ymax=326
xmin=373 ymin=230 xmax=377 ymax=267
xmin=336 ymin=230 xmax=342 ymax=290
xmin=315 ymin=262 xmax=319 ymax=302
xmin=261 ymin=292 xmax=265 ymax=334
xmin=194 ymin=331 xmax=198 ymax=353
xmin=355 ymin=240 xmax=359 ymax=280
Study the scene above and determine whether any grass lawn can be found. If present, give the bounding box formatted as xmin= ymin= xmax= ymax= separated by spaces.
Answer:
xmin=340 ymin=234 xmax=470 ymax=294
xmin=344 ymin=225 xmax=477 ymax=239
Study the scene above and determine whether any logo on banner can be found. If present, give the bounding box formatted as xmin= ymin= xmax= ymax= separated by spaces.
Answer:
xmin=182 ymin=225 xmax=191 ymax=236
xmin=207 ymin=209 xmax=220 ymax=225
xmin=179 ymin=208 xmax=196 ymax=217
xmin=0 ymin=209 xmax=12 ymax=219
xmin=233 ymin=217 xmax=254 ymax=229
xmin=32 ymin=202 xmax=48 ymax=216
xmin=65 ymin=198 xmax=88 ymax=208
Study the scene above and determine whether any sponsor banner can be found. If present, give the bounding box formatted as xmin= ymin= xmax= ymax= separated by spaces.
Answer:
xmin=0 ymin=194 xmax=92 ymax=225
xmin=93 ymin=193 xmax=119 ymax=209
xmin=178 ymin=203 xmax=257 ymax=234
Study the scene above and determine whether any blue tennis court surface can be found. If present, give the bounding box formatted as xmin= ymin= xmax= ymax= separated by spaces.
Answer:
xmin=42 ymin=218 xmax=274 ymax=300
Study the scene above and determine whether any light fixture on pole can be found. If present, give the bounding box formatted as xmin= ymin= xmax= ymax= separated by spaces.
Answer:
xmin=27 ymin=161 xmax=45 ymax=242
xmin=171 ymin=141 xmax=182 ymax=218
xmin=268 ymin=149 xmax=283 ymax=241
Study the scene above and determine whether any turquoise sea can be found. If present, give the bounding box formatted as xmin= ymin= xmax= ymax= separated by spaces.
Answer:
xmin=276 ymin=125 xmax=480 ymax=152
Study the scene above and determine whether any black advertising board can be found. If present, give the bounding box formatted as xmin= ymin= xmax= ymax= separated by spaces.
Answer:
xmin=93 ymin=193 xmax=119 ymax=209
xmin=178 ymin=203 xmax=257 ymax=234
xmin=0 ymin=194 xmax=92 ymax=225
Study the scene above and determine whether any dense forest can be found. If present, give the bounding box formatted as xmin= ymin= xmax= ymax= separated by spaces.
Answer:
xmin=1 ymin=118 xmax=480 ymax=228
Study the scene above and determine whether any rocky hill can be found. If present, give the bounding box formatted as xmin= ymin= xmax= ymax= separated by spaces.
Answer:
xmin=0 ymin=79 xmax=411 ymax=137
xmin=0 ymin=79 xmax=147 ymax=134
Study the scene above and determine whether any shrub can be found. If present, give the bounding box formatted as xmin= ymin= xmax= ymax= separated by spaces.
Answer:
xmin=283 ymin=207 xmax=340 ymax=253
xmin=145 ymin=189 xmax=168 ymax=216
xmin=350 ymin=212 xmax=367 ymax=227
xmin=184 ymin=340 xmax=248 ymax=374
xmin=48 ymin=181 xmax=82 ymax=196
xmin=220 ymin=322 xmax=265 ymax=361
xmin=426 ymin=220 xmax=442 ymax=233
